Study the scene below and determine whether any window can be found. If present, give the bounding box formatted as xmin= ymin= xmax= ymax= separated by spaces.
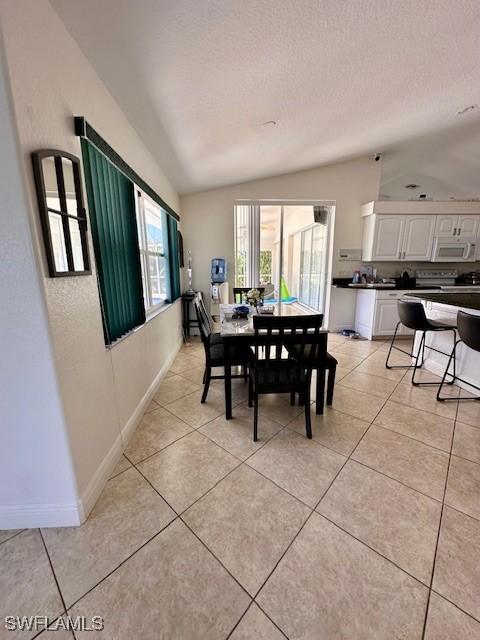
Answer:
xmin=234 ymin=202 xmax=333 ymax=312
xmin=81 ymin=135 xmax=181 ymax=345
xmin=234 ymin=204 xmax=249 ymax=287
xmin=136 ymin=191 xmax=171 ymax=311
xmin=299 ymin=225 xmax=325 ymax=309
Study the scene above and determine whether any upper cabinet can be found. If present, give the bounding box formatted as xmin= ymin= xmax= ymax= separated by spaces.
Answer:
xmin=402 ymin=215 xmax=436 ymax=260
xmin=361 ymin=202 xmax=480 ymax=262
xmin=367 ymin=215 xmax=405 ymax=260
xmin=435 ymin=214 xmax=479 ymax=239
xmin=363 ymin=214 xmax=434 ymax=261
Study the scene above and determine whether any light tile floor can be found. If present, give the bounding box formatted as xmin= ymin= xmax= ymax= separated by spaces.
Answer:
xmin=1 ymin=337 xmax=480 ymax=639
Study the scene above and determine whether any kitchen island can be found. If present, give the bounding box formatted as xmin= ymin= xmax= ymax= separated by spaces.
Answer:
xmin=408 ymin=292 xmax=480 ymax=396
xmin=409 ymin=292 xmax=480 ymax=311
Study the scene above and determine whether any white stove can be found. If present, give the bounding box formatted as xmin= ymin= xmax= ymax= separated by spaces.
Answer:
xmin=415 ymin=269 xmax=458 ymax=288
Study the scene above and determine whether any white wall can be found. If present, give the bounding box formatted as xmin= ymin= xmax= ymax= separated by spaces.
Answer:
xmin=180 ymin=157 xmax=381 ymax=324
xmin=0 ymin=32 xmax=79 ymax=527
xmin=0 ymin=0 xmax=182 ymax=526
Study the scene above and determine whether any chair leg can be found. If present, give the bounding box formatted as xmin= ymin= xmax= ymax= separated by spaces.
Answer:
xmin=304 ymin=377 xmax=312 ymax=439
xmin=437 ymin=340 xmax=459 ymax=401
xmin=326 ymin=365 xmax=336 ymax=406
xmin=243 ymin=363 xmax=248 ymax=382
xmin=448 ymin=329 xmax=456 ymax=385
xmin=411 ymin=332 xmax=426 ymax=385
xmin=290 ymin=391 xmax=296 ymax=406
xmin=202 ymin=368 xmax=207 ymax=384
xmin=248 ymin=376 xmax=253 ymax=407
xmin=385 ymin=322 xmax=401 ymax=369
xmin=253 ymin=393 xmax=259 ymax=442
xmin=316 ymin=368 xmax=326 ymax=415
xmin=201 ymin=367 xmax=211 ymax=403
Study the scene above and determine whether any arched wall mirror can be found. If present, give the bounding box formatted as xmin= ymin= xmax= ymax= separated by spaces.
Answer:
xmin=32 ymin=149 xmax=91 ymax=277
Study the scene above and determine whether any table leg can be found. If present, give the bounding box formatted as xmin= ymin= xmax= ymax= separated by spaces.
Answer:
xmin=186 ymin=301 xmax=190 ymax=337
xmin=224 ymin=338 xmax=232 ymax=419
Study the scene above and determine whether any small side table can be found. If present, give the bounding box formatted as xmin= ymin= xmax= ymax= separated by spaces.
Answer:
xmin=181 ymin=291 xmax=200 ymax=339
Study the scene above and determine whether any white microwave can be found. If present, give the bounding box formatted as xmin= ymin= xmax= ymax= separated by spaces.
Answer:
xmin=432 ymin=238 xmax=477 ymax=262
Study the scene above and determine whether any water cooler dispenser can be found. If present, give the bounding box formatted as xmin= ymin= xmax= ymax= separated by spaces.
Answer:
xmin=210 ymin=258 xmax=229 ymax=318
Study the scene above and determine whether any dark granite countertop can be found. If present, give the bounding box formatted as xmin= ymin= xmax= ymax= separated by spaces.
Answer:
xmin=409 ymin=292 xmax=480 ymax=311
xmin=332 ymin=284 xmax=441 ymax=290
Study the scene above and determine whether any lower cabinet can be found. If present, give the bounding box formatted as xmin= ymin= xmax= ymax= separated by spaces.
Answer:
xmin=355 ymin=290 xmax=415 ymax=339
xmin=374 ymin=298 xmax=414 ymax=336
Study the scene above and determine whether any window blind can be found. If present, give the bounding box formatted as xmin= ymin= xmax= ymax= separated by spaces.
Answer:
xmin=167 ymin=214 xmax=181 ymax=301
xmin=81 ymin=139 xmax=145 ymax=344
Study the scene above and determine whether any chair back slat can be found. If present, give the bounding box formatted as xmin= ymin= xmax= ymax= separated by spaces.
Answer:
xmin=252 ymin=314 xmax=326 ymax=366
xmin=193 ymin=295 xmax=212 ymax=345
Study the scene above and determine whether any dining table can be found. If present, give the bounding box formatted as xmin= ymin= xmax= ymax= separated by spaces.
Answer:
xmin=219 ymin=303 xmax=325 ymax=419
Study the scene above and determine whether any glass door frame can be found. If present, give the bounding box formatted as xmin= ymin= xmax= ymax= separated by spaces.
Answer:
xmin=234 ymin=199 xmax=335 ymax=316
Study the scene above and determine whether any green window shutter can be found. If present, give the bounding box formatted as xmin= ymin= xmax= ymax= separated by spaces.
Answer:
xmin=81 ymin=139 xmax=145 ymax=344
xmin=167 ymin=215 xmax=181 ymax=301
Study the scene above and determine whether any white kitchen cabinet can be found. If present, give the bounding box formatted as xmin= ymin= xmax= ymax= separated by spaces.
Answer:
xmin=355 ymin=289 xmax=415 ymax=339
xmin=363 ymin=215 xmax=405 ymax=261
xmin=402 ymin=216 xmax=435 ymax=260
xmin=361 ymin=201 xmax=480 ymax=263
xmin=435 ymin=214 xmax=479 ymax=239
xmin=363 ymin=214 xmax=434 ymax=261
xmin=435 ymin=215 xmax=457 ymax=237
xmin=374 ymin=299 xmax=413 ymax=336
xmin=354 ymin=290 xmax=376 ymax=339
xmin=457 ymin=215 xmax=479 ymax=238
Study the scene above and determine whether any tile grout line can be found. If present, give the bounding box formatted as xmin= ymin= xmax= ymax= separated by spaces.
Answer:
xmin=346 ymin=457 xmax=445 ymax=505
xmin=314 ymin=511 xmax=431 ymax=588
xmin=420 ymin=385 xmax=460 ymax=640
xmin=36 ymin=529 xmax=75 ymax=640
xmin=0 ymin=529 xmax=25 ymax=547
xmin=363 ymin=422 xmax=453 ymax=456
xmin=63 ymin=519 xmax=179 ymax=613
xmin=47 ymin=340 xmax=467 ymax=638
xmin=225 ymin=599 xmax=289 ymax=640
xmin=244 ymin=351 xmax=402 ymax=611
xmin=231 ymin=340 xmax=424 ymax=635
xmin=429 ymin=588 xmax=480 ymax=626
xmin=129 ymin=457 xmax=257 ymax=620
xmin=223 ymin=601 xmax=256 ymax=640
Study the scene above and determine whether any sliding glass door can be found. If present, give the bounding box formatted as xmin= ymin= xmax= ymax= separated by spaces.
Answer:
xmin=234 ymin=202 xmax=333 ymax=314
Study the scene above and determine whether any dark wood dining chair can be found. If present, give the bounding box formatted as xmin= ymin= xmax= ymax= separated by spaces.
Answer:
xmin=193 ymin=295 xmax=250 ymax=403
xmin=284 ymin=314 xmax=337 ymax=415
xmin=233 ymin=287 xmax=265 ymax=303
xmin=248 ymin=315 xmax=327 ymax=440
xmin=196 ymin=291 xmax=222 ymax=345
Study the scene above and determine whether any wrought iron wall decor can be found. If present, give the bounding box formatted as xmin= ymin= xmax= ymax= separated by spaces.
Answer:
xmin=31 ymin=149 xmax=91 ymax=277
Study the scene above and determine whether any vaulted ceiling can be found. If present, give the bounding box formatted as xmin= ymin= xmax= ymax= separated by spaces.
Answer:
xmin=51 ymin=0 xmax=480 ymax=195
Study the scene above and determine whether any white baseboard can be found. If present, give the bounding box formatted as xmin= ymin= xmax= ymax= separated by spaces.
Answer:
xmin=0 ymin=340 xmax=183 ymax=531
xmin=78 ymin=431 xmax=124 ymax=523
xmin=120 ymin=338 xmax=183 ymax=447
xmin=0 ymin=500 xmax=83 ymax=529
xmin=78 ymin=338 xmax=183 ymax=523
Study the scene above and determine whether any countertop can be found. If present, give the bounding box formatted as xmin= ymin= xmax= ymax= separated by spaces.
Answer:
xmin=409 ymin=292 xmax=480 ymax=311
xmin=332 ymin=284 xmax=440 ymax=290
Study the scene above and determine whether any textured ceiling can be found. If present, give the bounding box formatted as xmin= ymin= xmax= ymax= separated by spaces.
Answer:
xmin=50 ymin=0 xmax=480 ymax=195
